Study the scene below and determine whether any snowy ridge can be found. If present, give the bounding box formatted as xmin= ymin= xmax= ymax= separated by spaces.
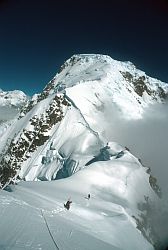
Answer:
xmin=0 ymin=163 xmax=155 ymax=250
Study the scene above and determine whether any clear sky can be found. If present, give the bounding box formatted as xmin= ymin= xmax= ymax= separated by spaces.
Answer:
xmin=0 ymin=0 xmax=168 ymax=96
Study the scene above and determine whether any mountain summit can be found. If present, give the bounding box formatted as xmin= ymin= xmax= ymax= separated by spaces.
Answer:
xmin=0 ymin=54 xmax=167 ymax=249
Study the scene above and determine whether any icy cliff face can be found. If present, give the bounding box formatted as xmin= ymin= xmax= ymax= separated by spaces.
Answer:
xmin=0 ymin=54 xmax=167 ymax=249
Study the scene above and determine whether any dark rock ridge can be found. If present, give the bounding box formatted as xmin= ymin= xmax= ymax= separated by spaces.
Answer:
xmin=0 ymin=94 xmax=70 ymax=188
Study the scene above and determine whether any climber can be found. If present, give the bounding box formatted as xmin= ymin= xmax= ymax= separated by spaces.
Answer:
xmin=85 ymin=194 xmax=91 ymax=200
xmin=64 ymin=199 xmax=72 ymax=210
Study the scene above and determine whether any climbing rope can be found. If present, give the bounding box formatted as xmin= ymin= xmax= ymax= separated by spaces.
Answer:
xmin=40 ymin=209 xmax=60 ymax=250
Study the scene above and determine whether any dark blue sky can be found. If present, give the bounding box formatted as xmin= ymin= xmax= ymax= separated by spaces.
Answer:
xmin=0 ymin=0 xmax=168 ymax=96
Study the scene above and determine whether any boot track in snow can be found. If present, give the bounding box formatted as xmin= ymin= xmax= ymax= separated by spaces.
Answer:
xmin=40 ymin=209 xmax=60 ymax=250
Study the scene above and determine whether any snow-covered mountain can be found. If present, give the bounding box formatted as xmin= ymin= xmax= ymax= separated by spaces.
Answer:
xmin=0 ymin=54 xmax=167 ymax=184
xmin=0 ymin=89 xmax=28 ymax=137
xmin=0 ymin=89 xmax=27 ymax=108
xmin=0 ymin=167 xmax=155 ymax=250
xmin=0 ymin=54 xmax=167 ymax=249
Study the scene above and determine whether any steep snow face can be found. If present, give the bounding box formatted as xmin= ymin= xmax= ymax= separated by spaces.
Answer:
xmin=0 ymin=92 xmax=103 ymax=187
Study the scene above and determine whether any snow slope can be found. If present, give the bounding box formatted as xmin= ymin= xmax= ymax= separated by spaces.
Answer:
xmin=0 ymin=142 xmax=160 ymax=249
xmin=0 ymin=160 xmax=154 ymax=250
